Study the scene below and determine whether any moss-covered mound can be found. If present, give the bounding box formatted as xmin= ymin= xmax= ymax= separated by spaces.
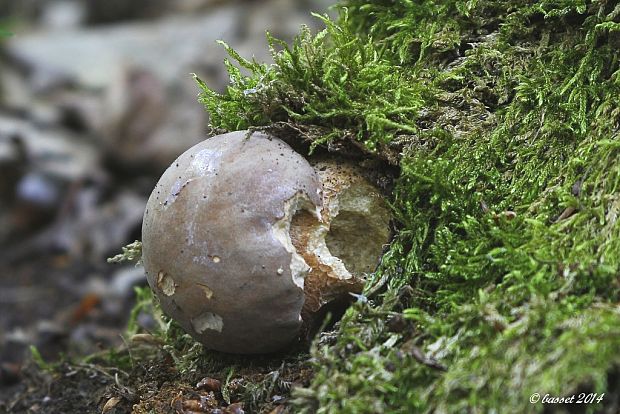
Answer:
xmin=195 ymin=1 xmax=620 ymax=412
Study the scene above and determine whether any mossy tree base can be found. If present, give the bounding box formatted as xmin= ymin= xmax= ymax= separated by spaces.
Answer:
xmin=194 ymin=0 xmax=620 ymax=412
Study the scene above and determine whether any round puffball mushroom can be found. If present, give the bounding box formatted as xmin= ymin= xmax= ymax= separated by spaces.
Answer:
xmin=142 ymin=131 xmax=391 ymax=354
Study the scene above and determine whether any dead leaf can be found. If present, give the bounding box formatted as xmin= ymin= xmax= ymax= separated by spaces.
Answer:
xmin=102 ymin=396 xmax=121 ymax=413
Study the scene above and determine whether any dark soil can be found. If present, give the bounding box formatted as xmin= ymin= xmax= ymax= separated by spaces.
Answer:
xmin=2 ymin=363 xmax=117 ymax=414
xmin=0 ymin=252 xmax=137 ymax=413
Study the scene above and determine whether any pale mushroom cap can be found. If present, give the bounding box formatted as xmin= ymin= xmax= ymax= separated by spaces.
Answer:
xmin=142 ymin=131 xmax=322 ymax=354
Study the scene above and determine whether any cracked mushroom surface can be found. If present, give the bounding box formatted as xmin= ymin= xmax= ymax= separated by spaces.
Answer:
xmin=293 ymin=160 xmax=392 ymax=317
xmin=142 ymin=130 xmax=391 ymax=354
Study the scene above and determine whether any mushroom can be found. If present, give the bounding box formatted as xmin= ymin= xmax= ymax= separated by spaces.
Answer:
xmin=142 ymin=131 xmax=391 ymax=354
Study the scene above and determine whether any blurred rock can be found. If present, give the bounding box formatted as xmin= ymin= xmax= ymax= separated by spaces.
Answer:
xmin=0 ymin=116 xmax=102 ymax=242
xmin=16 ymin=172 xmax=63 ymax=209
xmin=102 ymin=66 xmax=208 ymax=171
xmin=0 ymin=116 xmax=100 ymax=181
xmin=103 ymin=67 xmax=167 ymax=168
xmin=4 ymin=8 xmax=238 ymax=170
xmin=172 ymin=0 xmax=227 ymax=14
xmin=0 ymin=0 xmax=43 ymax=22
xmin=8 ymin=172 xmax=64 ymax=241
xmin=109 ymin=266 xmax=146 ymax=298
xmin=83 ymin=0 xmax=281 ymax=25
xmin=0 ymin=133 xmax=27 ymax=201
xmin=50 ymin=190 xmax=146 ymax=261
xmin=6 ymin=8 xmax=240 ymax=90
xmin=81 ymin=266 xmax=146 ymax=320
xmin=3 ymin=1 xmax=329 ymax=172
xmin=0 ymin=62 xmax=34 ymax=111
xmin=244 ymin=0 xmax=315 ymax=41
xmin=55 ymin=90 xmax=106 ymax=133
xmin=41 ymin=0 xmax=85 ymax=30
xmin=84 ymin=0 xmax=170 ymax=25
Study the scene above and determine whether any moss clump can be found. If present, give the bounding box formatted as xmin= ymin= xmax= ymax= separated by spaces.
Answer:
xmin=195 ymin=15 xmax=431 ymax=162
xmin=107 ymin=240 xmax=142 ymax=264
xmin=194 ymin=1 xmax=620 ymax=412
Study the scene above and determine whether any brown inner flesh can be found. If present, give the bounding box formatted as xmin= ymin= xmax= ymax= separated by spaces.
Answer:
xmin=289 ymin=210 xmax=364 ymax=320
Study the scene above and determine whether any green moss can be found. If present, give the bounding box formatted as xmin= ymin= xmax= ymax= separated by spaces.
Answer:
xmin=195 ymin=13 xmax=432 ymax=157
xmin=29 ymin=345 xmax=58 ymax=373
xmin=193 ymin=1 xmax=620 ymax=412
xmin=107 ymin=240 xmax=142 ymax=265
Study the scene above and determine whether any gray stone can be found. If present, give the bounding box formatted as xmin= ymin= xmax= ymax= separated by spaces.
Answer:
xmin=6 ymin=6 xmax=241 ymax=89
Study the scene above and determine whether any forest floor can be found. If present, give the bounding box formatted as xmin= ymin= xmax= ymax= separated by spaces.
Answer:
xmin=0 ymin=1 xmax=329 ymax=413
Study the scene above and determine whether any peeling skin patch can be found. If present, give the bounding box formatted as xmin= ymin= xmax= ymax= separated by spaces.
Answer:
xmin=162 ymin=149 xmax=221 ymax=209
xmin=190 ymin=148 xmax=221 ymax=176
xmin=157 ymin=271 xmax=176 ymax=296
xmin=306 ymin=221 xmax=352 ymax=280
xmin=163 ymin=178 xmax=196 ymax=208
xmin=196 ymin=282 xmax=214 ymax=299
xmin=290 ymin=209 xmax=353 ymax=284
xmin=272 ymin=193 xmax=319 ymax=289
xmin=191 ymin=312 xmax=223 ymax=333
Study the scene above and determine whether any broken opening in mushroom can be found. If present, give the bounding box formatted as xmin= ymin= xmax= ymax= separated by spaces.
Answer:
xmin=271 ymin=192 xmax=319 ymax=289
xmin=305 ymin=292 xmax=357 ymax=340
xmin=324 ymin=181 xmax=392 ymax=276
xmin=287 ymin=178 xmax=391 ymax=326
